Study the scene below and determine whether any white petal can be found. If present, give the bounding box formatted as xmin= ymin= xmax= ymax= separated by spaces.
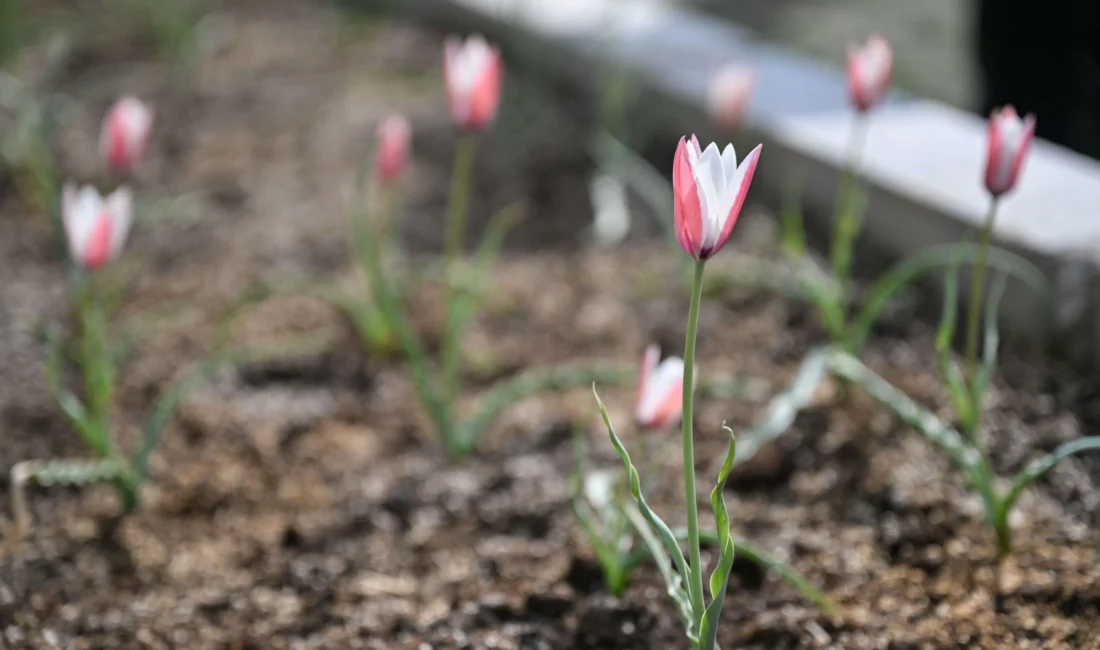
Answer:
xmin=106 ymin=187 xmax=133 ymax=258
xmin=637 ymin=357 xmax=684 ymax=423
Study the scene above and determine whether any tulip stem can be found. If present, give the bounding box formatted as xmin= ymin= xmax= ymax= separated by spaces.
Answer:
xmin=442 ymin=134 xmax=477 ymax=403
xmin=829 ymin=113 xmax=870 ymax=307
xmin=964 ymin=197 xmax=1000 ymax=388
xmin=682 ymin=259 xmax=707 ymax=624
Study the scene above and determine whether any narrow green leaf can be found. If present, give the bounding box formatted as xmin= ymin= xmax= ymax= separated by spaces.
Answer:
xmin=623 ymin=503 xmax=695 ymax=633
xmin=935 ymin=251 xmax=975 ymax=429
xmin=454 ymin=364 xmax=628 ymax=455
xmin=972 ymin=271 xmax=1009 ymax=415
xmin=779 ymin=174 xmax=806 ymax=260
xmin=594 ymin=387 xmax=695 ymax=615
xmin=828 ymin=350 xmax=981 ymax=480
xmin=1001 ymin=437 xmax=1100 ymax=519
xmin=133 ymin=361 xmax=217 ymax=480
xmin=443 ymin=202 xmax=524 ymax=402
xmin=43 ymin=327 xmax=105 ymax=456
xmin=734 ymin=346 xmax=831 ymax=467
xmin=847 ymin=242 xmax=1049 ymax=353
xmin=698 ymin=428 xmax=737 ymax=650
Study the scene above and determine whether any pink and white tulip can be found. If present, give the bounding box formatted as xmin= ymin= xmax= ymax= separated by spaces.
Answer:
xmin=984 ymin=106 xmax=1035 ymax=198
xmin=62 ymin=183 xmax=133 ymax=270
xmin=375 ymin=114 xmax=412 ymax=183
xmin=99 ymin=96 xmax=154 ymax=174
xmin=846 ymin=36 xmax=892 ymax=113
xmin=706 ymin=65 xmax=754 ymax=131
xmin=635 ymin=345 xmax=684 ymax=431
xmin=672 ymin=135 xmax=762 ymax=260
xmin=443 ymin=35 xmax=502 ymax=132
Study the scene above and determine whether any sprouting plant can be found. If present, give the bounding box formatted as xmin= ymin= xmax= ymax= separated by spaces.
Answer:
xmin=594 ymin=134 xmax=762 ymax=648
xmin=11 ymin=185 xmax=209 ymax=536
xmin=831 ymin=106 xmax=1100 ymax=557
xmin=573 ymin=369 xmax=833 ymax=610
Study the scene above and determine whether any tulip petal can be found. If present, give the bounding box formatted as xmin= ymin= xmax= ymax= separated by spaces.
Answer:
xmin=673 ymin=137 xmax=704 ymax=258
xmin=711 ymin=144 xmax=762 ymax=257
xmin=106 ymin=187 xmax=133 ymax=259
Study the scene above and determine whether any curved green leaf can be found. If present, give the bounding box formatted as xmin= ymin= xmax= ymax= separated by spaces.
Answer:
xmin=455 ymin=365 xmax=628 ymax=456
xmin=1001 ymin=437 xmax=1100 ymax=519
xmin=934 ymin=251 xmax=975 ymax=431
xmin=594 ymin=387 xmax=695 ymax=620
xmin=623 ymin=503 xmax=695 ymax=631
xmin=698 ymin=428 xmax=737 ymax=650
xmin=847 ymin=243 xmax=1050 ymax=353
xmin=972 ymin=271 xmax=1009 ymax=417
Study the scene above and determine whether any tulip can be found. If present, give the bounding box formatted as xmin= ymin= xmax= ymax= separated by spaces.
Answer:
xmin=375 ymin=114 xmax=412 ymax=183
xmin=443 ymin=35 xmax=502 ymax=132
xmin=672 ymin=135 xmax=762 ymax=260
xmin=706 ymin=65 xmax=754 ymax=131
xmin=984 ymin=106 xmax=1036 ymax=197
xmin=99 ymin=96 xmax=154 ymax=173
xmin=635 ymin=345 xmax=685 ymax=430
xmin=62 ymin=183 xmax=133 ymax=270
xmin=846 ymin=36 xmax=892 ymax=112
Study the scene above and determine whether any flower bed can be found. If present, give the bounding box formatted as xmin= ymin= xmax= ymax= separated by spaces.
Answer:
xmin=2 ymin=2 xmax=1099 ymax=649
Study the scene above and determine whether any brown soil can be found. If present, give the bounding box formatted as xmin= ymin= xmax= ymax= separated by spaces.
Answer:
xmin=2 ymin=2 xmax=1100 ymax=649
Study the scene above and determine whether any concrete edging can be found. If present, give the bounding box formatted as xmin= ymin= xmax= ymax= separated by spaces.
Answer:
xmin=392 ymin=0 xmax=1100 ymax=366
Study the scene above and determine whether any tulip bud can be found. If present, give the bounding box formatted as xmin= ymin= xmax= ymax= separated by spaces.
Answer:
xmin=846 ymin=36 xmax=892 ymax=113
xmin=635 ymin=345 xmax=685 ymax=431
xmin=706 ymin=65 xmax=754 ymax=131
xmin=984 ymin=106 xmax=1036 ymax=198
xmin=99 ymin=96 xmax=154 ymax=174
xmin=375 ymin=114 xmax=412 ymax=183
xmin=61 ymin=183 xmax=133 ymax=270
xmin=672 ymin=135 xmax=762 ymax=260
xmin=443 ymin=35 xmax=502 ymax=132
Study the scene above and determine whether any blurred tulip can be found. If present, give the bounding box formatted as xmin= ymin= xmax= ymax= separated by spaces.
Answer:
xmin=984 ymin=106 xmax=1036 ymax=197
xmin=672 ymin=135 xmax=762 ymax=260
xmin=635 ymin=345 xmax=685 ymax=430
xmin=846 ymin=36 xmax=892 ymax=112
xmin=99 ymin=96 xmax=154 ymax=173
xmin=443 ymin=35 xmax=502 ymax=132
xmin=706 ymin=65 xmax=754 ymax=130
xmin=62 ymin=183 xmax=132 ymax=270
xmin=375 ymin=114 xmax=411 ymax=183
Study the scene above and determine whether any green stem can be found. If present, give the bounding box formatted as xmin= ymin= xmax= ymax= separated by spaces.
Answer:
xmin=79 ymin=275 xmax=117 ymax=459
xmin=965 ymin=198 xmax=1000 ymax=386
xmin=442 ymin=134 xmax=477 ymax=403
xmin=829 ymin=113 xmax=870 ymax=306
xmin=682 ymin=259 xmax=707 ymax=624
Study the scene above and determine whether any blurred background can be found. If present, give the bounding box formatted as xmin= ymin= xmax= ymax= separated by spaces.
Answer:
xmin=694 ymin=0 xmax=1100 ymax=159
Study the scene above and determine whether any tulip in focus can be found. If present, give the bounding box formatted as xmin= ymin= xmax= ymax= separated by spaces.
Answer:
xmin=672 ymin=135 xmax=762 ymax=260
xmin=706 ymin=65 xmax=754 ymax=131
xmin=375 ymin=114 xmax=412 ymax=183
xmin=62 ymin=183 xmax=133 ymax=270
xmin=443 ymin=35 xmax=502 ymax=132
xmin=984 ymin=106 xmax=1036 ymax=198
xmin=99 ymin=96 xmax=154 ymax=174
xmin=635 ymin=345 xmax=685 ymax=430
xmin=846 ymin=36 xmax=892 ymax=112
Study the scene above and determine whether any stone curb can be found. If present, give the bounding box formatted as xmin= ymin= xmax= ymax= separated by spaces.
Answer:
xmin=390 ymin=0 xmax=1100 ymax=366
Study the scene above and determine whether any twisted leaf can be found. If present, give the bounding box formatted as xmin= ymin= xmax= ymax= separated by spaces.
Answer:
xmin=133 ymin=361 xmax=218 ymax=480
xmin=594 ymin=388 xmax=695 ymax=626
xmin=734 ymin=347 xmax=830 ymax=467
xmin=11 ymin=458 xmax=121 ymax=537
xmin=698 ymin=428 xmax=737 ymax=650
